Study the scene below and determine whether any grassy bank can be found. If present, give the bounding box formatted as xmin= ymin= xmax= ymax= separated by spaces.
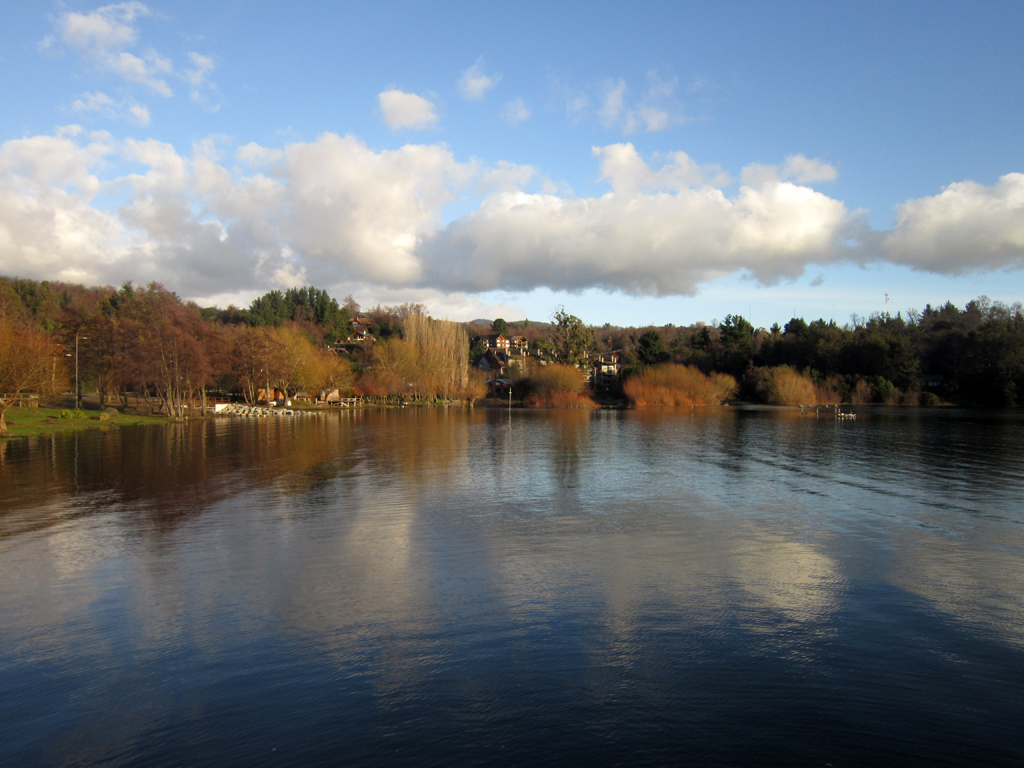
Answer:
xmin=2 ymin=406 xmax=171 ymax=438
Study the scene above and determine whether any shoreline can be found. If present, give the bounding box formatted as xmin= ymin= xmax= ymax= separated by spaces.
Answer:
xmin=1 ymin=405 xmax=172 ymax=439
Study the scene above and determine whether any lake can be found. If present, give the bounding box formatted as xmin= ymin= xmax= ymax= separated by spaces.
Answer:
xmin=2 ymin=406 xmax=1024 ymax=766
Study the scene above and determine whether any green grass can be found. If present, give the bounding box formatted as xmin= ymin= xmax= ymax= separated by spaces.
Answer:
xmin=2 ymin=405 xmax=171 ymax=438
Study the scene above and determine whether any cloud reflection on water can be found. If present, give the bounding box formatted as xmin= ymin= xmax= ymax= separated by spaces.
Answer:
xmin=2 ymin=407 xmax=1024 ymax=765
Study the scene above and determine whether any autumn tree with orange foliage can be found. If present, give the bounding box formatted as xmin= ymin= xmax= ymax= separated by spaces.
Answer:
xmin=0 ymin=318 xmax=65 ymax=436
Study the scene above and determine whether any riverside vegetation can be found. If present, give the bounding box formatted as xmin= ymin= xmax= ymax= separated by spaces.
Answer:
xmin=3 ymin=275 xmax=1023 ymax=436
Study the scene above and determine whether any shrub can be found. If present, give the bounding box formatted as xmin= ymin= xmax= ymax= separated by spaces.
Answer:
xmin=58 ymin=409 xmax=87 ymax=419
xmin=851 ymin=379 xmax=872 ymax=405
xmin=746 ymin=366 xmax=817 ymax=405
xmin=462 ymin=369 xmax=490 ymax=404
xmin=813 ymin=375 xmax=844 ymax=405
xmin=767 ymin=366 xmax=817 ymax=405
xmin=899 ymin=386 xmax=922 ymax=406
xmin=623 ymin=364 xmax=737 ymax=406
xmin=521 ymin=364 xmax=597 ymax=408
xmin=869 ymin=376 xmax=895 ymax=404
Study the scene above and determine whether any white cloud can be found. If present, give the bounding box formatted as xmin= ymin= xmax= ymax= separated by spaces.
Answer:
xmin=458 ymin=57 xmax=501 ymax=100
xmin=881 ymin=173 xmax=1024 ymax=272
xmin=57 ymin=2 xmax=148 ymax=53
xmin=108 ymin=50 xmax=173 ymax=95
xmin=70 ymin=91 xmax=151 ymax=125
xmin=128 ymin=104 xmax=151 ymax=125
xmin=599 ymin=79 xmax=626 ymax=128
xmin=420 ymin=159 xmax=850 ymax=296
xmin=379 ymin=90 xmax=439 ymax=130
xmin=563 ymin=71 xmax=686 ymax=134
xmin=781 ymin=155 xmax=838 ymax=183
xmin=566 ymin=93 xmax=589 ymax=118
xmin=53 ymin=3 xmax=175 ymax=97
xmin=639 ymin=105 xmax=670 ymax=132
xmin=4 ymin=128 xmax=1023 ymax=304
xmin=184 ymin=52 xmax=215 ymax=87
xmin=0 ymin=130 xmax=123 ymax=284
xmin=71 ymin=91 xmax=117 ymax=115
xmin=237 ymin=142 xmax=284 ymax=167
xmin=501 ymin=97 xmax=531 ymax=125
xmin=281 ymin=133 xmax=472 ymax=283
xmin=593 ymin=143 xmax=729 ymax=194
xmin=477 ymin=161 xmax=535 ymax=194
xmin=184 ymin=52 xmax=220 ymax=108
xmin=742 ymin=155 xmax=838 ymax=186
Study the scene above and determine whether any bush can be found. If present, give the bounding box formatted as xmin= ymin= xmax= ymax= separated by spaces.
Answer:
xmin=869 ymin=376 xmax=895 ymax=404
xmin=623 ymin=364 xmax=737 ymax=406
xmin=58 ymin=409 xmax=87 ymax=419
xmin=920 ymin=391 xmax=941 ymax=407
xmin=850 ymin=379 xmax=872 ymax=405
xmin=521 ymin=364 xmax=597 ymax=408
xmin=462 ymin=369 xmax=489 ymax=403
xmin=746 ymin=366 xmax=817 ymax=405
xmin=813 ymin=375 xmax=844 ymax=405
xmin=766 ymin=366 xmax=817 ymax=405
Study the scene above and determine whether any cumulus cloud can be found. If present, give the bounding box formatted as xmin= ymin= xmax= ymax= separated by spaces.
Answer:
xmin=742 ymin=155 xmax=838 ymax=186
xmin=420 ymin=161 xmax=851 ymax=295
xmin=279 ymin=133 xmax=471 ymax=283
xmin=477 ymin=161 xmax=535 ymax=194
xmin=458 ymin=57 xmax=501 ymax=100
xmin=3 ymin=128 xmax=1023 ymax=304
xmin=379 ymin=90 xmax=439 ymax=130
xmin=782 ymin=155 xmax=838 ymax=183
xmin=594 ymin=143 xmax=729 ymax=194
xmin=501 ymin=97 xmax=531 ymax=125
xmin=0 ymin=128 xmax=473 ymax=296
xmin=0 ymin=129 xmax=124 ymax=284
xmin=881 ymin=173 xmax=1024 ymax=272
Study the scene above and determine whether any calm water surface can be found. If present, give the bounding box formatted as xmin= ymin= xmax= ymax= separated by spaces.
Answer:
xmin=2 ymin=407 xmax=1024 ymax=766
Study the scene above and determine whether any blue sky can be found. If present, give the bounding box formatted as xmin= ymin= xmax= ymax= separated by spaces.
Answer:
xmin=1 ymin=1 xmax=1023 ymax=327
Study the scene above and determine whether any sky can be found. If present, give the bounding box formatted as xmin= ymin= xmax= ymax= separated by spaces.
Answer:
xmin=1 ymin=0 xmax=1023 ymax=328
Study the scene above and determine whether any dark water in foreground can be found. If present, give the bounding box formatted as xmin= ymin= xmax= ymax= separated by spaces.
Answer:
xmin=2 ymin=407 xmax=1024 ymax=766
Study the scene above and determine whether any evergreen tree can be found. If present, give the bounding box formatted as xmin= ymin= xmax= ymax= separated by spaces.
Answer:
xmin=636 ymin=330 xmax=670 ymax=366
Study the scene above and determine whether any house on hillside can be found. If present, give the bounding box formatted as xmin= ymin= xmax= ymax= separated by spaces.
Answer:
xmin=350 ymin=315 xmax=373 ymax=330
xmin=475 ymin=333 xmax=510 ymax=352
xmin=590 ymin=351 xmax=622 ymax=390
xmin=477 ymin=349 xmax=508 ymax=378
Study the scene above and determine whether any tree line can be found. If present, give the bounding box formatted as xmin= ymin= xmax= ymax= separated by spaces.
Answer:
xmin=2 ymin=274 xmax=1023 ymax=438
xmin=605 ymin=298 xmax=1024 ymax=407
